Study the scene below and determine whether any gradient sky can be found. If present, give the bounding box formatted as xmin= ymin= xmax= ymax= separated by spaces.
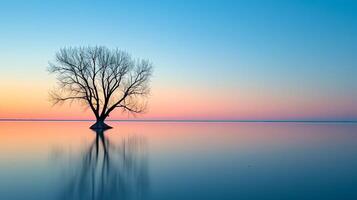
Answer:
xmin=0 ymin=0 xmax=357 ymax=120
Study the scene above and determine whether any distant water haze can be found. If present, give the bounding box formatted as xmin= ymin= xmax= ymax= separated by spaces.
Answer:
xmin=1 ymin=122 xmax=357 ymax=199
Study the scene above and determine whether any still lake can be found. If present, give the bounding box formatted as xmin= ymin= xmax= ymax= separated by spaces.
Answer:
xmin=1 ymin=122 xmax=357 ymax=200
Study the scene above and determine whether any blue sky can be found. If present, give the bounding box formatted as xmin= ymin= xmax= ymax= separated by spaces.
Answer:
xmin=0 ymin=0 xmax=357 ymax=120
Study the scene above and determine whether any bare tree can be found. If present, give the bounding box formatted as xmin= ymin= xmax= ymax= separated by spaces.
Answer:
xmin=48 ymin=46 xmax=153 ymax=129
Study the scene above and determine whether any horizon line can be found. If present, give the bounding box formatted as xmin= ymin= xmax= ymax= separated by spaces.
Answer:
xmin=0 ymin=118 xmax=357 ymax=123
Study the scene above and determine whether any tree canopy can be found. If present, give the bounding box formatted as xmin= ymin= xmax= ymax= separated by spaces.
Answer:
xmin=48 ymin=46 xmax=153 ymax=129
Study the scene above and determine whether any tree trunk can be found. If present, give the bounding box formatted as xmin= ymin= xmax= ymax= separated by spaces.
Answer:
xmin=90 ymin=117 xmax=112 ymax=130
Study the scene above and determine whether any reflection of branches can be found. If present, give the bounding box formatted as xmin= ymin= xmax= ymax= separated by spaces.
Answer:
xmin=56 ymin=130 xmax=149 ymax=200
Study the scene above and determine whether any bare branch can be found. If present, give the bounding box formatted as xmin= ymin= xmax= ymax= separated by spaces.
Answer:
xmin=48 ymin=46 xmax=153 ymax=123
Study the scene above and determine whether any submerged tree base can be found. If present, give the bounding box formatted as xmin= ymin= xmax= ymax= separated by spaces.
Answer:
xmin=90 ymin=121 xmax=112 ymax=130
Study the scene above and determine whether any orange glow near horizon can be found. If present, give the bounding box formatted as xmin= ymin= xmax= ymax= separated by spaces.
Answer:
xmin=1 ymin=80 xmax=357 ymax=120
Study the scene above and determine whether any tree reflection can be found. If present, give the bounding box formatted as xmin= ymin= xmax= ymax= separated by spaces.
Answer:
xmin=56 ymin=129 xmax=149 ymax=200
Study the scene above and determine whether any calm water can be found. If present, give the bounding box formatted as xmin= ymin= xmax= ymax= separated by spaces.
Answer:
xmin=1 ymin=122 xmax=357 ymax=200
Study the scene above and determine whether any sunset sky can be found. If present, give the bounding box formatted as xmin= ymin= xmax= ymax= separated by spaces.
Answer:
xmin=0 ymin=0 xmax=357 ymax=121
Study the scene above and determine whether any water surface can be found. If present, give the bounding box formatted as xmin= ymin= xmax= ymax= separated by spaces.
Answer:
xmin=1 ymin=122 xmax=357 ymax=200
